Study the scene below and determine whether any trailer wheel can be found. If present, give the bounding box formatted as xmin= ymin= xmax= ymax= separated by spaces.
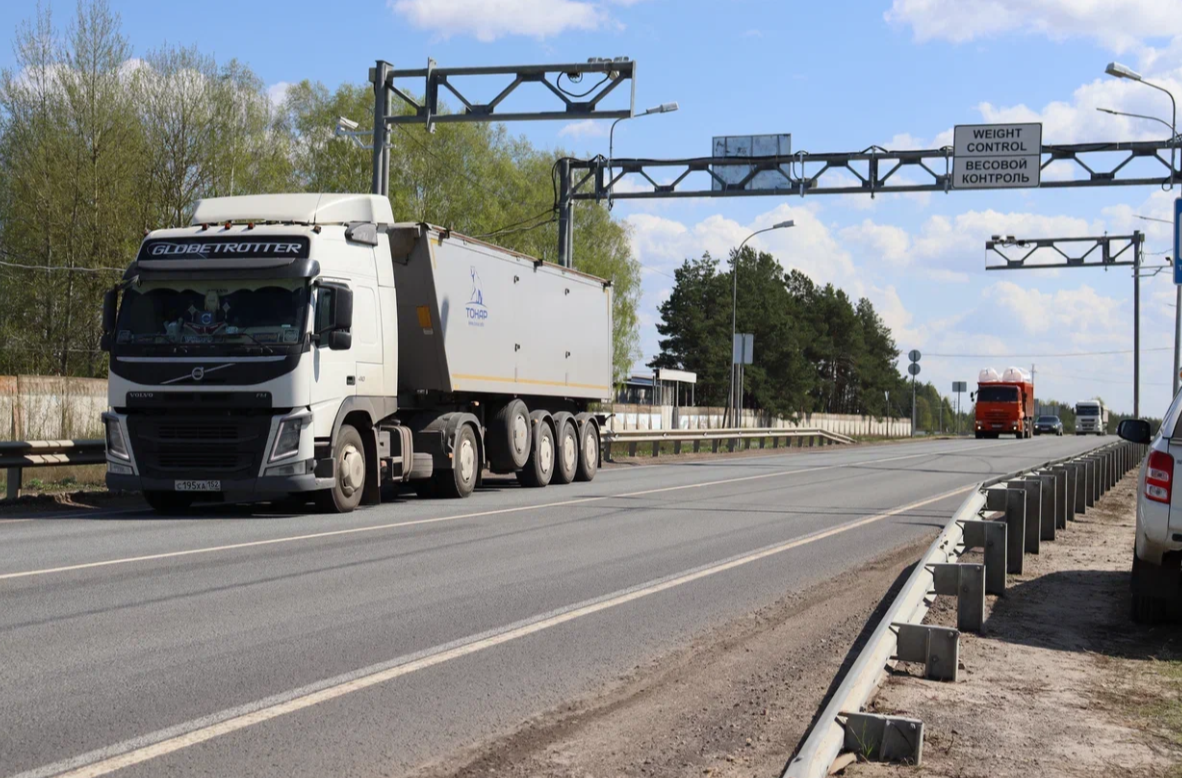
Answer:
xmin=517 ymin=418 xmax=555 ymax=488
xmin=435 ymin=424 xmax=480 ymax=498
xmin=144 ymin=491 xmax=194 ymax=515
xmin=574 ymin=421 xmax=599 ymax=482
xmin=552 ymin=418 xmax=578 ymax=485
xmin=489 ymin=399 xmax=531 ymax=472
xmin=315 ymin=423 xmax=366 ymax=513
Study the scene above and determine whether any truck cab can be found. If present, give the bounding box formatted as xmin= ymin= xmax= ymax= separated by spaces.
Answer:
xmin=973 ymin=367 xmax=1035 ymax=439
xmin=102 ymin=193 xmax=610 ymax=514
xmin=1075 ymin=400 xmax=1108 ymax=435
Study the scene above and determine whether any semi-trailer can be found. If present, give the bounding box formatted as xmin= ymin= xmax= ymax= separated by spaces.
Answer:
xmin=102 ymin=193 xmax=613 ymax=513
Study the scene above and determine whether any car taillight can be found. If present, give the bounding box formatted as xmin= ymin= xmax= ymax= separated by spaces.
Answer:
xmin=1146 ymin=450 xmax=1173 ymax=504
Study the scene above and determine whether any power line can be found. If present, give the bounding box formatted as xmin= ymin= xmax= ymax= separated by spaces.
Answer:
xmin=925 ymin=347 xmax=1171 ymax=358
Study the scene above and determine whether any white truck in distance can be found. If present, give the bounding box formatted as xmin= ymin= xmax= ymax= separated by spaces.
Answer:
xmin=1075 ymin=400 xmax=1108 ymax=435
xmin=101 ymin=194 xmax=613 ymax=514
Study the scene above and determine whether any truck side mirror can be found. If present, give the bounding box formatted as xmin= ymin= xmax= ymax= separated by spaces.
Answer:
xmin=969 ymin=391 xmax=976 ymax=402
xmin=332 ymin=286 xmax=353 ymax=331
xmin=100 ymin=289 xmax=118 ymax=352
xmin=327 ymin=330 xmax=352 ymax=350
xmin=1117 ymin=418 xmax=1151 ymax=445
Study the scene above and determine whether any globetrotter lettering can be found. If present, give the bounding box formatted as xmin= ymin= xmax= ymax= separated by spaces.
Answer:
xmin=149 ymin=241 xmax=305 ymax=257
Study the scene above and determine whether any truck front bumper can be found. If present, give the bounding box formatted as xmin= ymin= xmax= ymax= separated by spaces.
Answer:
xmin=106 ymin=472 xmax=334 ymax=502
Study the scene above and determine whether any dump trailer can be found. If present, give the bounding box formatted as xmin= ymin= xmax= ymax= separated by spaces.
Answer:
xmin=973 ymin=367 xmax=1035 ymax=439
xmin=101 ymin=193 xmax=613 ymax=514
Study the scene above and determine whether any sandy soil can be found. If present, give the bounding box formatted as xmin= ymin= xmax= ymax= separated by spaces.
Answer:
xmin=849 ymin=473 xmax=1182 ymax=778
xmin=409 ymin=538 xmax=935 ymax=778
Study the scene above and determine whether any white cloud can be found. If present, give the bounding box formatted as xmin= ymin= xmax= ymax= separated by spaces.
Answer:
xmin=558 ymin=119 xmax=610 ymax=139
xmin=982 ymin=281 xmax=1124 ymax=339
xmin=885 ymin=0 xmax=1182 ymax=53
xmin=389 ymin=0 xmax=644 ymax=41
xmin=267 ymin=81 xmax=293 ymax=108
xmin=840 ymin=220 xmax=912 ymax=267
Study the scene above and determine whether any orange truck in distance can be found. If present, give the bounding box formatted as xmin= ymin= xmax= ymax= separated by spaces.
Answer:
xmin=973 ymin=367 xmax=1035 ymax=439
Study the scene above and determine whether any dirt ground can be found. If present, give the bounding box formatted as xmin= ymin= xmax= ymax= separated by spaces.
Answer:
xmin=849 ymin=473 xmax=1182 ymax=778
xmin=409 ymin=538 xmax=936 ymax=778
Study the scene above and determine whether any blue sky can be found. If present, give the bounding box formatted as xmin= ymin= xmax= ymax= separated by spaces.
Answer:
xmin=5 ymin=0 xmax=1182 ymax=415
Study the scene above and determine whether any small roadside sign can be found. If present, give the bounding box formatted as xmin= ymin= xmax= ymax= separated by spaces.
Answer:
xmin=1174 ymin=198 xmax=1182 ymax=284
xmin=952 ymin=381 xmax=967 ymax=393
xmin=952 ymin=123 xmax=1042 ymax=190
xmin=908 ymin=349 xmax=922 ymax=363
xmin=732 ymin=333 xmax=754 ymax=365
xmin=908 ymin=363 xmax=921 ymax=376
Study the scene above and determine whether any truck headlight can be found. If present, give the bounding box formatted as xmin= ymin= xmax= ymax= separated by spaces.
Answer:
xmin=270 ymin=412 xmax=310 ymax=462
xmin=105 ymin=418 xmax=130 ymax=460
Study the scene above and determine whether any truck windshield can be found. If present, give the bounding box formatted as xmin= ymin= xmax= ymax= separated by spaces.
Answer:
xmin=1075 ymin=405 xmax=1100 ymax=416
xmin=115 ymin=279 xmax=308 ymax=353
xmin=977 ymin=386 xmax=1018 ymax=402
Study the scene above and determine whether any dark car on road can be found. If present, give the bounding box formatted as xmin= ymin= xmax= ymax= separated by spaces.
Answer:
xmin=1034 ymin=415 xmax=1064 ymax=436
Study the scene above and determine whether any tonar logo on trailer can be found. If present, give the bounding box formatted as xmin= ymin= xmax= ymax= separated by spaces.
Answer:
xmin=137 ymin=236 xmax=311 ymax=262
xmin=465 ymin=265 xmax=489 ymax=327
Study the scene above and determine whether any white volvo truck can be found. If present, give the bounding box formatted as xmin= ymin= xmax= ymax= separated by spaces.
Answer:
xmin=101 ymin=193 xmax=612 ymax=514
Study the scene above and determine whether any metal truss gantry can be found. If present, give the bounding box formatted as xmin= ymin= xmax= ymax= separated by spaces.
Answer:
xmin=985 ymin=233 xmax=1146 ymax=416
xmin=368 ymin=58 xmax=636 ymax=197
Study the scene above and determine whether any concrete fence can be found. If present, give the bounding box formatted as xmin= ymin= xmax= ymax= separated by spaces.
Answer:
xmin=605 ymin=404 xmax=912 ymax=438
xmin=1 ymin=376 xmax=107 ymax=442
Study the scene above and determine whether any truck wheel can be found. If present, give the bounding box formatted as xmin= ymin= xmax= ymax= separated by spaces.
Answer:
xmin=144 ymin=491 xmax=194 ymax=515
xmin=1131 ymin=556 xmax=1164 ymax=624
xmin=974 ymin=431 xmax=982 ymax=439
xmin=552 ymin=418 xmax=578 ymax=485
xmin=574 ymin=421 xmax=599 ymax=482
xmin=489 ymin=399 xmax=531 ymax=472
xmin=315 ymin=423 xmax=366 ymax=513
xmin=436 ymin=424 xmax=480 ymax=498
xmin=517 ymin=418 xmax=555 ymax=488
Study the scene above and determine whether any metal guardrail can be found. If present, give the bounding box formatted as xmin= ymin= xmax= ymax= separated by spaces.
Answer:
xmin=603 ymin=427 xmax=856 ymax=459
xmin=783 ymin=438 xmax=1142 ymax=776
xmin=1 ymin=439 xmax=106 ymax=500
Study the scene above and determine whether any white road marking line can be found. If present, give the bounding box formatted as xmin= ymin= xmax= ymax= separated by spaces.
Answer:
xmin=12 ymin=483 xmax=975 ymax=778
xmin=0 ymin=518 xmax=34 ymax=524
xmin=0 ymin=447 xmax=968 ymax=582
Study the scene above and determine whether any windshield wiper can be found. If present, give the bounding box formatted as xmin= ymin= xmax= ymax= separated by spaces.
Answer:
xmin=216 ymin=331 xmax=276 ymax=354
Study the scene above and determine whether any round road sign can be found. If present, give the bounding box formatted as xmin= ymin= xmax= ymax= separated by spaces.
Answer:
xmin=908 ymin=349 xmax=922 ymax=363
xmin=908 ymin=363 xmax=921 ymax=376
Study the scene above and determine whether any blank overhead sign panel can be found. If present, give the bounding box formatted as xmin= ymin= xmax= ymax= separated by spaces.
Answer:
xmin=711 ymin=134 xmax=792 ymax=191
xmin=953 ymin=123 xmax=1042 ymax=190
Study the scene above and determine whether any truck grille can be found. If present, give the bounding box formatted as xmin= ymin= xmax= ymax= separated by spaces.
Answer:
xmin=127 ymin=415 xmax=269 ymax=480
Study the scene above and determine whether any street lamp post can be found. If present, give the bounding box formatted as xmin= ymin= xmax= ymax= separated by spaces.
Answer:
xmin=607 ymin=102 xmax=679 ymax=210
xmin=1105 ymin=62 xmax=1178 ymax=191
xmin=1135 ymin=214 xmax=1182 ymax=397
xmin=727 ymin=221 xmax=794 ymax=426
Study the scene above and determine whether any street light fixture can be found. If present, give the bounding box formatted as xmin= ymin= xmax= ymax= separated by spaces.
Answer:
xmin=1105 ymin=62 xmax=1177 ymax=191
xmin=607 ymin=102 xmax=679 ymax=209
xmin=1096 ymin=106 xmax=1175 ymax=134
xmin=727 ymin=220 xmax=795 ymax=426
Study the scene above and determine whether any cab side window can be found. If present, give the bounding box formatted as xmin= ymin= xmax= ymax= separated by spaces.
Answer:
xmin=314 ymin=286 xmax=335 ymax=334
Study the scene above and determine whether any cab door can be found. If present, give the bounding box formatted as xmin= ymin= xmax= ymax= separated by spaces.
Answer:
xmin=310 ymin=282 xmax=356 ymax=438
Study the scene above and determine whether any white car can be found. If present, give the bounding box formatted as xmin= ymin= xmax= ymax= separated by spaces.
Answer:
xmin=1118 ymin=406 xmax=1182 ymax=623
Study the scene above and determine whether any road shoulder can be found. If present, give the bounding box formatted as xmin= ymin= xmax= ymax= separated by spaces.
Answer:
xmin=850 ymin=474 xmax=1182 ymax=778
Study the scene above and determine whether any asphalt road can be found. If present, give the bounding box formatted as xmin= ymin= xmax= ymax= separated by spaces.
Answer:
xmin=0 ymin=435 xmax=1106 ymax=778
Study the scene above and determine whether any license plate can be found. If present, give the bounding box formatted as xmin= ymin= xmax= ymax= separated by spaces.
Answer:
xmin=175 ymin=480 xmax=221 ymax=492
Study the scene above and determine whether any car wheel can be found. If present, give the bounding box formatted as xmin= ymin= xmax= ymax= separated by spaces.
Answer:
xmin=1132 ymin=592 xmax=1164 ymax=624
xmin=314 ymin=423 xmax=366 ymax=513
xmin=517 ymin=417 xmax=555 ymax=488
xmin=552 ymin=418 xmax=578 ymax=485
xmin=433 ymin=424 xmax=480 ymax=499
xmin=574 ymin=420 xmax=599 ymax=482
